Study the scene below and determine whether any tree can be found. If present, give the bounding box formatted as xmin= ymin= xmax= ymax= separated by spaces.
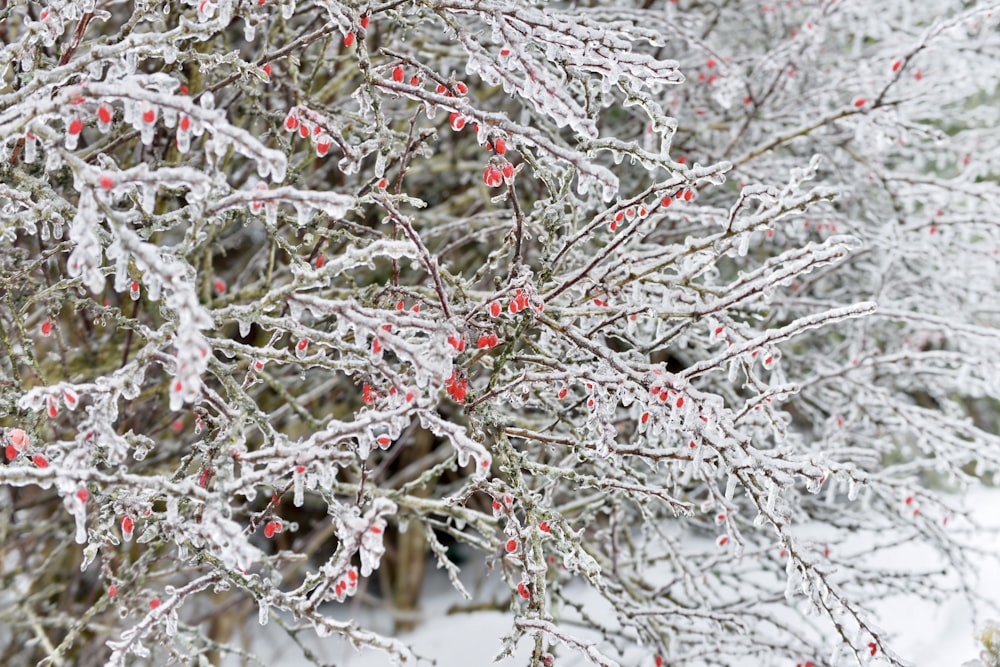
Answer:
xmin=1 ymin=0 xmax=999 ymax=665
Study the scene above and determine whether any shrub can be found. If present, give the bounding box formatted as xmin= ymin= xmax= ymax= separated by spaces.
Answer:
xmin=1 ymin=1 xmax=998 ymax=665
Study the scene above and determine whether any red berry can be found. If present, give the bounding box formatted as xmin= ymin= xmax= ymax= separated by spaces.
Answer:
xmin=455 ymin=82 xmax=468 ymax=94
xmin=494 ymin=137 xmax=507 ymax=154
xmin=483 ymin=165 xmax=503 ymax=187
xmin=108 ymin=585 xmax=117 ymax=597
xmin=517 ymin=582 xmax=530 ymax=599
xmin=33 ymin=455 xmax=48 ymax=468
xmin=68 ymin=119 xmax=84 ymax=135
xmin=892 ymin=60 xmax=902 ymax=72
xmin=316 ymin=136 xmax=331 ymax=156
xmin=8 ymin=429 xmax=27 ymax=449
xmin=40 ymin=320 xmax=53 ymax=335
xmin=392 ymin=66 xmax=404 ymax=82
xmin=854 ymin=97 xmax=866 ymax=108
xmin=489 ymin=301 xmax=501 ymax=317
xmin=538 ymin=521 xmax=550 ymax=532
xmin=284 ymin=114 xmax=299 ymax=131
xmin=97 ymin=105 xmax=112 ymax=124
xmin=344 ymin=32 xmax=355 ymax=47
xmin=142 ymin=108 xmax=156 ymax=124
xmin=360 ymin=16 xmax=369 ymax=29
xmin=505 ymin=539 xmax=517 ymax=553
xmin=122 ymin=515 xmax=134 ymax=535
xmin=262 ymin=64 xmax=272 ymax=78
xmin=150 ymin=598 xmax=160 ymax=610
xmin=76 ymin=488 xmax=89 ymax=502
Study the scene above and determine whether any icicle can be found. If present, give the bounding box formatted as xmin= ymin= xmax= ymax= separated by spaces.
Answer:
xmin=165 ymin=609 xmax=178 ymax=636
xmin=765 ymin=481 xmax=778 ymax=513
xmin=73 ymin=504 xmax=87 ymax=544
xmin=737 ymin=232 xmax=751 ymax=256
xmin=24 ymin=133 xmax=37 ymax=163
xmin=293 ymin=469 xmax=305 ymax=507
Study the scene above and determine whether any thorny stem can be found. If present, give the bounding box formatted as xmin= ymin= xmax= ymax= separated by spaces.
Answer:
xmin=377 ymin=196 xmax=453 ymax=320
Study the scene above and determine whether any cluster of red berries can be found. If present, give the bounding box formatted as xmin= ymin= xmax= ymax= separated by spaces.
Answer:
xmin=604 ymin=188 xmax=693 ymax=233
xmin=342 ymin=15 xmax=370 ymax=46
xmin=476 ymin=333 xmax=499 ymax=349
xmin=283 ymin=109 xmax=333 ymax=157
xmin=332 ymin=567 xmax=360 ymax=602
xmin=445 ymin=371 xmax=468 ymax=402
xmin=263 ymin=518 xmax=282 ymax=539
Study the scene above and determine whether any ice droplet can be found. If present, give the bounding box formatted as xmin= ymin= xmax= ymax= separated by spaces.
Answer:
xmin=293 ymin=470 xmax=304 ymax=507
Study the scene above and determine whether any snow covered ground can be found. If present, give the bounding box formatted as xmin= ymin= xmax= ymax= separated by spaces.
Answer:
xmin=230 ymin=488 xmax=1000 ymax=667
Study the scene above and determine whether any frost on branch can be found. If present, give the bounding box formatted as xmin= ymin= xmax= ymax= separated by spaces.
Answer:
xmin=1 ymin=1 xmax=1000 ymax=666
